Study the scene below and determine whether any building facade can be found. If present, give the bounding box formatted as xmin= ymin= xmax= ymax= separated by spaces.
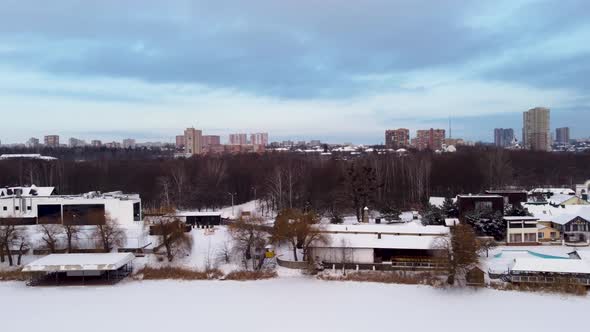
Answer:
xmin=415 ymin=129 xmax=445 ymax=151
xmin=555 ymin=127 xmax=570 ymax=145
xmin=26 ymin=137 xmax=40 ymax=148
xmin=385 ymin=128 xmax=410 ymax=149
xmin=523 ymin=107 xmax=550 ymax=151
xmin=202 ymin=135 xmax=221 ymax=147
xmin=229 ymin=133 xmax=248 ymax=145
xmin=494 ymin=128 xmax=515 ymax=147
xmin=184 ymin=128 xmax=203 ymax=155
xmin=44 ymin=135 xmax=60 ymax=148
xmin=250 ymin=133 xmax=269 ymax=146
xmin=91 ymin=140 xmax=102 ymax=147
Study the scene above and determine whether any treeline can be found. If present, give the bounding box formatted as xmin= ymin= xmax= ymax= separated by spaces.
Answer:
xmin=0 ymin=146 xmax=174 ymax=161
xmin=1 ymin=147 xmax=589 ymax=217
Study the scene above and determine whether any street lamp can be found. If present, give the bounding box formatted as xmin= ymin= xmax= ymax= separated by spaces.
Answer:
xmin=228 ymin=192 xmax=237 ymax=218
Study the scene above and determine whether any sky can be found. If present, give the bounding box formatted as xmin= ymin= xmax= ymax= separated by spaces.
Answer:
xmin=0 ymin=0 xmax=589 ymax=144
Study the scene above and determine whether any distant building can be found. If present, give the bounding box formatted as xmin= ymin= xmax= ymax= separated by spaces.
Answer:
xmin=494 ymin=128 xmax=514 ymax=147
xmin=556 ymin=127 xmax=570 ymax=145
xmin=26 ymin=137 xmax=40 ymax=148
xmin=523 ymin=107 xmax=550 ymax=151
xmin=175 ymin=135 xmax=185 ymax=149
xmin=184 ymin=127 xmax=202 ymax=155
xmin=105 ymin=141 xmax=121 ymax=149
xmin=444 ymin=138 xmax=465 ymax=147
xmin=122 ymin=138 xmax=136 ymax=149
xmin=91 ymin=140 xmax=102 ymax=147
xmin=309 ymin=140 xmax=322 ymax=146
xmin=250 ymin=133 xmax=269 ymax=146
xmin=229 ymin=133 xmax=248 ymax=145
xmin=202 ymin=135 xmax=221 ymax=147
xmin=44 ymin=135 xmax=60 ymax=148
xmin=385 ymin=128 xmax=410 ymax=149
xmin=68 ymin=137 xmax=86 ymax=147
xmin=415 ymin=129 xmax=445 ymax=151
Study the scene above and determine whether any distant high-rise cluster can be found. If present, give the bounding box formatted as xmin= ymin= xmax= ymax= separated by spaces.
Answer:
xmin=384 ymin=128 xmax=451 ymax=151
xmin=250 ymin=133 xmax=269 ymax=146
xmin=494 ymin=128 xmax=515 ymax=147
xmin=523 ymin=107 xmax=550 ymax=151
xmin=229 ymin=133 xmax=248 ymax=145
xmin=415 ymin=129 xmax=446 ymax=151
xmin=44 ymin=135 xmax=60 ymax=148
xmin=184 ymin=127 xmax=202 ymax=155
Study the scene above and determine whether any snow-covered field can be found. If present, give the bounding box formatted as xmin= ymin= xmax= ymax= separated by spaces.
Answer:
xmin=2 ymin=278 xmax=589 ymax=332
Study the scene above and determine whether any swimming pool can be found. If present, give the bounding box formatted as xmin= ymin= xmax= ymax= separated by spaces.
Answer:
xmin=493 ymin=250 xmax=568 ymax=259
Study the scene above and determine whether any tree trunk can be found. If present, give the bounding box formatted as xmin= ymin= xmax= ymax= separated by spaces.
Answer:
xmin=5 ymin=243 xmax=13 ymax=266
xmin=292 ymin=243 xmax=298 ymax=262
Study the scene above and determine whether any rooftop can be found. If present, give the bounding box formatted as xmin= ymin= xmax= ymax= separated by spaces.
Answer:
xmin=22 ymin=253 xmax=135 ymax=272
xmin=318 ymin=223 xmax=450 ymax=236
xmin=310 ymin=232 xmax=443 ymax=250
xmin=510 ymin=257 xmax=590 ymax=275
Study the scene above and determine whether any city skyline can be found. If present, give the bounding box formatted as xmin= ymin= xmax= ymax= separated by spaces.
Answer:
xmin=0 ymin=1 xmax=589 ymax=144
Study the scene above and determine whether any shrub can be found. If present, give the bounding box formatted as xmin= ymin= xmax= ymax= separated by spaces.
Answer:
xmin=318 ymin=271 xmax=443 ymax=287
xmin=136 ymin=267 xmax=223 ymax=280
xmin=0 ymin=268 xmax=27 ymax=281
xmin=224 ymin=270 xmax=277 ymax=281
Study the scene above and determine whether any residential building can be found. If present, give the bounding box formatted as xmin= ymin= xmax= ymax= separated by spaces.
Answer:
xmin=104 ymin=141 xmax=121 ymax=149
xmin=229 ymin=133 xmax=248 ymax=145
xmin=202 ymin=135 xmax=221 ymax=147
xmin=523 ymin=107 xmax=550 ymax=151
xmin=508 ymin=258 xmax=590 ymax=286
xmin=444 ymin=138 xmax=464 ymax=147
xmin=485 ymin=190 xmax=527 ymax=207
xmin=122 ymin=138 xmax=136 ymax=149
xmin=184 ymin=127 xmax=203 ymax=155
xmin=250 ymin=133 xmax=269 ymax=146
xmin=0 ymin=186 xmax=142 ymax=226
xmin=68 ymin=137 xmax=86 ymax=147
xmin=505 ymin=216 xmax=539 ymax=244
xmin=556 ymin=127 xmax=570 ymax=145
xmin=309 ymin=140 xmax=322 ymax=146
xmin=494 ymin=128 xmax=515 ymax=147
xmin=91 ymin=140 xmax=102 ymax=147
xmin=26 ymin=137 xmax=40 ymax=148
xmin=44 ymin=135 xmax=60 ymax=147
xmin=415 ymin=129 xmax=445 ymax=151
xmin=175 ymin=135 xmax=185 ymax=149
xmin=457 ymin=195 xmax=505 ymax=221
xmin=385 ymin=128 xmax=410 ymax=149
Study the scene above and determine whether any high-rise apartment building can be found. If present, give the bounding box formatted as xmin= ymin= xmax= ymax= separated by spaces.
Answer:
xmin=68 ymin=137 xmax=86 ymax=147
xmin=385 ymin=128 xmax=410 ymax=149
xmin=229 ymin=133 xmax=248 ymax=145
xmin=122 ymin=138 xmax=136 ymax=149
xmin=44 ymin=135 xmax=60 ymax=147
xmin=184 ymin=128 xmax=203 ymax=155
xmin=555 ymin=127 xmax=570 ymax=145
xmin=494 ymin=128 xmax=515 ymax=147
xmin=250 ymin=133 xmax=269 ymax=146
xmin=523 ymin=107 xmax=550 ymax=151
xmin=415 ymin=129 xmax=446 ymax=151
xmin=175 ymin=135 xmax=185 ymax=149
xmin=91 ymin=140 xmax=102 ymax=147
xmin=202 ymin=135 xmax=221 ymax=147
xmin=26 ymin=137 xmax=40 ymax=148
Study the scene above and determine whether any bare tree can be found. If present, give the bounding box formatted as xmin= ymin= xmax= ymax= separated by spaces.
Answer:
xmin=434 ymin=224 xmax=479 ymax=286
xmin=63 ymin=224 xmax=81 ymax=253
xmin=94 ymin=214 xmax=126 ymax=252
xmin=0 ymin=222 xmax=19 ymax=266
xmin=216 ymin=240 xmax=233 ymax=265
xmin=39 ymin=224 xmax=63 ymax=254
xmin=228 ymin=216 xmax=268 ymax=270
xmin=477 ymin=237 xmax=498 ymax=258
xmin=153 ymin=217 xmax=193 ymax=262
xmin=272 ymin=209 xmax=327 ymax=262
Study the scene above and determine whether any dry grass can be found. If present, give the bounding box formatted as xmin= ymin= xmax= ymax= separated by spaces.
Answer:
xmin=318 ymin=271 xmax=443 ymax=287
xmin=224 ymin=270 xmax=277 ymax=281
xmin=490 ymin=280 xmax=587 ymax=296
xmin=135 ymin=267 xmax=223 ymax=280
xmin=0 ymin=268 xmax=27 ymax=281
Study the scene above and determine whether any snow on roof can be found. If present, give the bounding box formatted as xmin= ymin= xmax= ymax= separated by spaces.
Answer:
xmin=319 ymin=223 xmax=449 ymax=235
xmin=175 ymin=211 xmax=223 ymax=217
xmin=457 ymin=194 xmax=503 ymax=199
xmin=529 ymin=188 xmax=575 ymax=195
xmin=524 ymin=204 xmax=590 ymax=223
xmin=0 ymin=154 xmax=57 ymax=160
xmin=0 ymin=186 xmax=55 ymax=197
xmin=311 ymin=232 xmax=443 ymax=250
xmin=22 ymin=253 xmax=135 ymax=272
xmin=445 ymin=218 xmax=460 ymax=227
xmin=547 ymin=194 xmax=580 ymax=205
xmin=510 ymin=258 xmax=590 ymax=275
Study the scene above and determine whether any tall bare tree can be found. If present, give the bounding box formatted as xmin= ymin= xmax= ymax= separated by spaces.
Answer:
xmin=153 ymin=217 xmax=193 ymax=262
xmin=94 ymin=214 xmax=126 ymax=252
xmin=228 ymin=216 xmax=268 ymax=270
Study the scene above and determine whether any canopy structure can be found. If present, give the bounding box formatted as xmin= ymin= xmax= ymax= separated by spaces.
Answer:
xmin=510 ymin=257 xmax=590 ymax=275
xmin=23 ymin=253 xmax=135 ymax=273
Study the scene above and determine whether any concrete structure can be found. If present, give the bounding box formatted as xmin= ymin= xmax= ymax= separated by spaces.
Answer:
xmin=509 ymin=257 xmax=590 ymax=286
xmin=385 ymin=128 xmax=410 ymax=149
xmin=44 ymin=135 xmax=60 ymax=148
xmin=523 ymin=107 xmax=550 ymax=151
xmin=250 ymin=133 xmax=269 ymax=146
xmin=26 ymin=137 xmax=40 ymax=148
xmin=415 ymin=129 xmax=445 ymax=151
xmin=202 ymin=135 xmax=221 ymax=147
xmin=505 ymin=216 xmax=539 ymax=244
xmin=91 ymin=140 xmax=102 ymax=147
xmin=175 ymin=135 xmax=185 ymax=149
xmin=68 ymin=137 xmax=86 ymax=147
xmin=184 ymin=127 xmax=203 ymax=155
xmin=457 ymin=194 xmax=505 ymax=220
xmin=229 ymin=133 xmax=248 ymax=145
xmin=0 ymin=186 xmax=142 ymax=226
xmin=122 ymin=138 xmax=136 ymax=149
xmin=494 ymin=128 xmax=514 ymax=147
xmin=556 ymin=127 xmax=570 ymax=145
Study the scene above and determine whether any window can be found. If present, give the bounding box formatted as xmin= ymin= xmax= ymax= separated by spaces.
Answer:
xmin=550 ymin=232 xmax=557 ymax=240
xmin=510 ymin=234 xmax=522 ymax=243
xmin=524 ymin=233 xmax=536 ymax=242
xmin=475 ymin=201 xmax=493 ymax=210
xmin=62 ymin=204 xmax=106 ymax=225
xmin=538 ymin=232 xmax=544 ymax=239
xmin=15 ymin=206 xmax=19 ymax=211
xmin=2 ymin=206 xmax=6 ymax=211
xmin=27 ymin=206 xmax=31 ymax=211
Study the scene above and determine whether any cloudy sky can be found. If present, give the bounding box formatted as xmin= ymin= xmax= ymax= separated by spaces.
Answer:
xmin=0 ymin=0 xmax=588 ymax=144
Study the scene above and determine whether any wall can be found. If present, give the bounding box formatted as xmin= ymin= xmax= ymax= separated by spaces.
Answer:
xmin=309 ymin=247 xmax=374 ymax=264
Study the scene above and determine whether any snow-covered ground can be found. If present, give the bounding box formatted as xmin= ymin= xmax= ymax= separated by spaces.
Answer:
xmin=2 ymin=278 xmax=589 ymax=332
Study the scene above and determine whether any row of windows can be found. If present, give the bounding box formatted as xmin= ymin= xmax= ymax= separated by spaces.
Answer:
xmin=1 ymin=206 xmax=32 ymax=211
